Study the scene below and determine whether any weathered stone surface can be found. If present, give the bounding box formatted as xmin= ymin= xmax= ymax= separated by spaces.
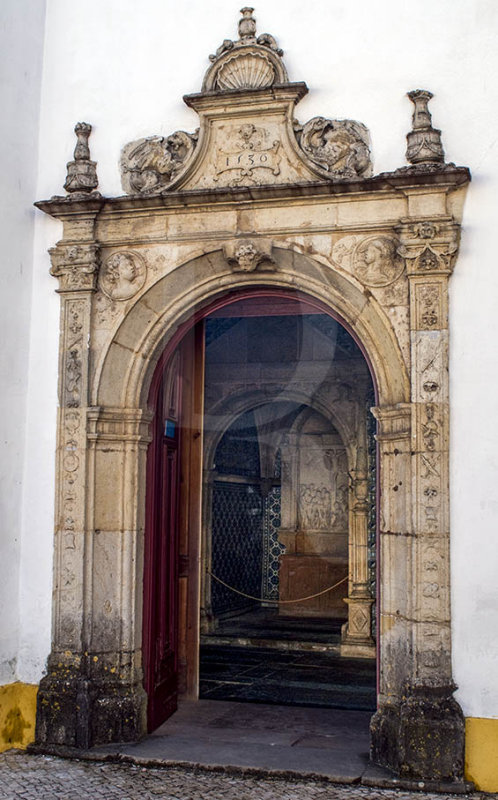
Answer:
xmin=36 ymin=657 xmax=146 ymax=748
xmin=371 ymin=684 xmax=465 ymax=782
xmin=203 ymin=7 xmax=287 ymax=92
xmin=120 ymin=131 xmax=198 ymax=194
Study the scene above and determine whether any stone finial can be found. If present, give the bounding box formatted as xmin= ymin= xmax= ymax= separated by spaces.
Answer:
xmin=64 ymin=122 xmax=99 ymax=195
xmin=406 ymin=90 xmax=445 ymax=165
xmin=238 ymin=7 xmax=257 ymax=40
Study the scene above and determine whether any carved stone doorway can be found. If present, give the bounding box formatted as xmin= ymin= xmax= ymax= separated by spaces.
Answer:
xmin=34 ymin=7 xmax=470 ymax=782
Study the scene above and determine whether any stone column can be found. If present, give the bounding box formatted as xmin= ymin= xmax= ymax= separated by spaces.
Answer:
xmin=84 ymin=406 xmax=151 ymax=744
xmin=277 ymin=433 xmax=299 ymax=551
xmin=341 ymin=441 xmax=375 ymax=658
xmin=371 ymin=219 xmax=465 ymax=782
xmin=369 ymin=401 xmax=413 ymax=768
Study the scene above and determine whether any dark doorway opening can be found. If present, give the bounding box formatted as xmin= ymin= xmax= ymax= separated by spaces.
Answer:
xmin=199 ymin=299 xmax=377 ymax=712
xmin=143 ymin=290 xmax=378 ymax=732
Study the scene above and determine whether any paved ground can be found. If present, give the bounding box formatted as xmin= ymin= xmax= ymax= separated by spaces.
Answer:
xmin=0 ymin=751 xmax=482 ymax=800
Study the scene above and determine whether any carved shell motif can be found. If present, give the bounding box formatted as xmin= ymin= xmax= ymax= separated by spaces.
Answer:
xmin=215 ymin=51 xmax=275 ymax=91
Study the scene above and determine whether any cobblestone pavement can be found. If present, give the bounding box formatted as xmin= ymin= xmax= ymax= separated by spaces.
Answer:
xmin=0 ymin=752 xmax=482 ymax=800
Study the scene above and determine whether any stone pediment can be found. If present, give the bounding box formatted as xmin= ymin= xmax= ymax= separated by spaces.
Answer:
xmin=119 ymin=8 xmax=373 ymax=195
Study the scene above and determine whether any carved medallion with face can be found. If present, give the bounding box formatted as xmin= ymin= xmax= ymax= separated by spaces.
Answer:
xmin=99 ymin=251 xmax=146 ymax=301
xmin=353 ymin=236 xmax=403 ymax=287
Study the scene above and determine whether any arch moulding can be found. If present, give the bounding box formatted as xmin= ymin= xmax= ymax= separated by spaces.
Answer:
xmin=34 ymin=7 xmax=470 ymax=785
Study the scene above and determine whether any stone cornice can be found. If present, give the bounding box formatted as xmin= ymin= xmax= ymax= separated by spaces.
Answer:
xmin=35 ymin=166 xmax=471 ymax=221
xmin=183 ymin=82 xmax=309 ymax=110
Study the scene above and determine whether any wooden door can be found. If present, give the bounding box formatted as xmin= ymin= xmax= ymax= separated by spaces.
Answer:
xmin=143 ymin=324 xmax=204 ymax=732
xmin=143 ymin=348 xmax=182 ymax=732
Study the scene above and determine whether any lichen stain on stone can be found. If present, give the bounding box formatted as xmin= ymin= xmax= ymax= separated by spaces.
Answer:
xmin=1 ymin=707 xmax=31 ymax=744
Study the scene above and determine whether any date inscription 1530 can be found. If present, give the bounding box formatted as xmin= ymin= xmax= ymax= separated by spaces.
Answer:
xmin=215 ymin=141 xmax=281 ymax=181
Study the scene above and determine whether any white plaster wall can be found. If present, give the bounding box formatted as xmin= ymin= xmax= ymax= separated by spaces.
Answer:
xmin=0 ymin=0 xmax=46 ymax=684
xmin=18 ymin=0 xmax=498 ymax=715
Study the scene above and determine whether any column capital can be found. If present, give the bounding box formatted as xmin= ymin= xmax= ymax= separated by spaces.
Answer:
xmin=372 ymin=403 xmax=411 ymax=440
xmin=49 ymin=242 xmax=100 ymax=292
xmin=395 ymin=218 xmax=460 ymax=276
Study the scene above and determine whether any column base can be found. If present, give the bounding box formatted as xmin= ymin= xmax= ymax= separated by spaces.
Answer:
xmin=340 ymin=640 xmax=376 ymax=659
xmin=340 ymin=600 xmax=376 ymax=659
xmin=370 ymin=683 xmax=465 ymax=781
xmin=35 ymin=658 xmax=147 ymax=749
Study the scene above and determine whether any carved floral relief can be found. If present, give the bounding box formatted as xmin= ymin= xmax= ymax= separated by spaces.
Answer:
xmin=62 ymin=299 xmax=86 ymax=408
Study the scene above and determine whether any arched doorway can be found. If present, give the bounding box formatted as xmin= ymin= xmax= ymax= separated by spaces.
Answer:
xmin=36 ymin=226 xmax=467 ymax=779
xmin=143 ymin=289 xmax=378 ymax=729
xmin=35 ymin=6 xmax=469 ymax=775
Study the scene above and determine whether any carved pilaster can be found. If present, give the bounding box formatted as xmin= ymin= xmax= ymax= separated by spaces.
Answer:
xmin=37 ymin=238 xmax=100 ymax=747
xmin=341 ymin=443 xmax=375 ymax=658
xmin=371 ymin=218 xmax=465 ymax=781
xmin=369 ymin=403 xmax=413 ymax=696
xmin=48 ymin=243 xmax=99 ymax=655
xmin=278 ymin=433 xmax=299 ymax=547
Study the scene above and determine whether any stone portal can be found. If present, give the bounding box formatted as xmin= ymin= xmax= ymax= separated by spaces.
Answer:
xmin=35 ymin=7 xmax=470 ymax=784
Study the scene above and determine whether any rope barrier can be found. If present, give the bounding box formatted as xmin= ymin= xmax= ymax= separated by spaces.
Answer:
xmin=207 ymin=571 xmax=348 ymax=605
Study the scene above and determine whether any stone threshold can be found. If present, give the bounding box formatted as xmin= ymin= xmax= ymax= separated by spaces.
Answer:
xmin=28 ymin=744 xmax=475 ymax=795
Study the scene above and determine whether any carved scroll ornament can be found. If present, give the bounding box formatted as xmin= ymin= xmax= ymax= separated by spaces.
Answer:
xmin=120 ymin=130 xmax=198 ymax=194
xmin=298 ymin=117 xmax=372 ymax=180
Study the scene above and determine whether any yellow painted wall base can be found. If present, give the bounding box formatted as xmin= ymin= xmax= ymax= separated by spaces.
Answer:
xmin=465 ymin=717 xmax=498 ymax=792
xmin=0 ymin=683 xmax=38 ymax=752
